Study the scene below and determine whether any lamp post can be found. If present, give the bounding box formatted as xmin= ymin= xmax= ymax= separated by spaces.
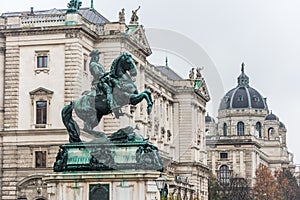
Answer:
xmin=155 ymin=175 xmax=167 ymax=200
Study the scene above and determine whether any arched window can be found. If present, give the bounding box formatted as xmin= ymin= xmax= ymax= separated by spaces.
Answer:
xmin=218 ymin=165 xmax=230 ymax=185
xmin=223 ymin=123 xmax=228 ymax=136
xmin=268 ymin=127 xmax=274 ymax=140
xmin=256 ymin=122 xmax=262 ymax=138
xmin=237 ymin=122 xmax=245 ymax=136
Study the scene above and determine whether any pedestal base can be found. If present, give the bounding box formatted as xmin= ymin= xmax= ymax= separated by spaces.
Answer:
xmin=44 ymin=171 xmax=160 ymax=200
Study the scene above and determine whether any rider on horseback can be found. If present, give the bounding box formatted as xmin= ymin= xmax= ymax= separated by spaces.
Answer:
xmin=89 ymin=50 xmax=118 ymax=114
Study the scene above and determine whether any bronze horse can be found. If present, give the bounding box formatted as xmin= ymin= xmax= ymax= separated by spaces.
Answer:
xmin=62 ymin=53 xmax=153 ymax=142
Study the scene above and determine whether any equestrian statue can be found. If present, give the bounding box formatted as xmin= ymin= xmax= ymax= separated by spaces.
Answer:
xmin=61 ymin=50 xmax=153 ymax=143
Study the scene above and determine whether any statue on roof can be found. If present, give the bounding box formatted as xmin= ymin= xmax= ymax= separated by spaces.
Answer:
xmin=119 ymin=8 xmax=125 ymax=23
xmin=196 ymin=66 xmax=204 ymax=80
xmin=130 ymin=6 xmax=141 ymax=24
xmin=66 ymin=0 xmax=82 ymax=14
xmin=189 ymin=68 xmax=195 ymax=80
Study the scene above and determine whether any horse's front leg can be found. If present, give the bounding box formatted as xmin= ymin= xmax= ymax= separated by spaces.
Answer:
xmin=129 ymin=90 xmax=153 ymax=114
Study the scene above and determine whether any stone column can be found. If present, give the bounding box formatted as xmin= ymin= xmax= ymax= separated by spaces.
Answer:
xmin=212 ymin=152 xmax=216 ymax=175
xmin=240 ymin=151 xmax=245 ymax=177
xmin=232 ymin=151 xmax=237 ymax=174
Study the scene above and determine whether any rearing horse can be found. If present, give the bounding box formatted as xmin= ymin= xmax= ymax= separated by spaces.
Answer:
xmin=61 ymin=53 xmax=153 ymax=142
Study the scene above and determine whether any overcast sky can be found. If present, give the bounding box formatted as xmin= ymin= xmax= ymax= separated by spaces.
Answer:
xmin=1 ymin=0 xmax=300 ymax=164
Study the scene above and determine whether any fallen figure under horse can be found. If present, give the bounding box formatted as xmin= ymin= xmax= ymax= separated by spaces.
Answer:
xmin=61 ymin=52 xmax=153 ymax=143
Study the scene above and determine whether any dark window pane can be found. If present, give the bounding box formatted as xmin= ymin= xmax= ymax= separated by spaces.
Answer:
xmin=256 ymin=122 xmax=262 ymax=138
xmin=36 ymin=101 xmax=47 ymax=124
xmin=35 ymin=151 xmax=46 ymax=168
xmin=84 ymin=58 xmax=87 ymax=71
xmin=237 ymin=122 xmax=244 ymax=136
xmin=89 ymin=184 xmax=109 ymax=200
xmin=223 ymin=123 xmax=227 ymax=136
xmin=37 ymin=56 xmax=48 ymax=68
xmin=220 ymin=152 xmax=228 ymax=159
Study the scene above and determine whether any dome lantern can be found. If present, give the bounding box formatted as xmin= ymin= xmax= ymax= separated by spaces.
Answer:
xmin=237 ymin=62 xmax=249 ymax=87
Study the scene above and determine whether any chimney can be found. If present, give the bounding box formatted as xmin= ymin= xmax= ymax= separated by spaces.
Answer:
xmin=30 ymin=7 xmax=34 ymax=15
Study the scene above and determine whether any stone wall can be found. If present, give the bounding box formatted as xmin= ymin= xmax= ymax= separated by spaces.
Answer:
xmin=0 ymin=129 xmax=80 ymax=200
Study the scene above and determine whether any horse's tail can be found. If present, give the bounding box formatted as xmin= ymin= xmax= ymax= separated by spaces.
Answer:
xmin=61 ymin=101 xmax=82 ymax=143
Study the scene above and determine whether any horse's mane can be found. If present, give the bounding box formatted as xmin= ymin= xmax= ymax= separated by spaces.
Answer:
xmin=110 ymin=54 xmax=124 ymax=77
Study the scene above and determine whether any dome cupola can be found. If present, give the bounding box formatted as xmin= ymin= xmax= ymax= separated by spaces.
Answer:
xmin=265 ymin=112 xmax=279 ymax=121
xmin=219 ymin=63 xmax=268 ymax=111
xmin=205 ymin=113 xmax=215 ymax=123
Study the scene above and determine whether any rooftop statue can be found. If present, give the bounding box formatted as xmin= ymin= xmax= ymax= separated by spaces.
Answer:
xmin=119 ymin=8 xmax=125 ymax=23
xmin=66 ymin=0 xmax=82 ymax=14
xmin=62 ymin=51 xmax=153 ymax=143
xmin=130 ymin=6 xmax=140 ymax=24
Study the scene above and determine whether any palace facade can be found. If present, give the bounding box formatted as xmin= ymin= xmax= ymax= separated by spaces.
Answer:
xmin=0 ymin=3 xmax=210 ymax=200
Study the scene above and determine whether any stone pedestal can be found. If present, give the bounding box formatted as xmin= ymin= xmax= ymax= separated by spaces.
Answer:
xmin=44 ymin=171 xmax=160 ymax=200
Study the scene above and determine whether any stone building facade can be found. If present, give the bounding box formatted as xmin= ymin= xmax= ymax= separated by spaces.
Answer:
xmin=0 ymin=5 xmax=210 ymax=200
xmin=206 ymin=65 xmax=294 ymax=187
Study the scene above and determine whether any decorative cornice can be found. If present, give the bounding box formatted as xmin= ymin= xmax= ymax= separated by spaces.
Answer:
xmin=0 ymin=25 xmax=98 ymax=41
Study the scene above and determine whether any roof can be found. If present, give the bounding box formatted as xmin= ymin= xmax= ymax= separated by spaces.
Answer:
xmin=205 ymin=113 xmax=215 ymax=123
xmin=219 ymin=65 xmax=268 ymax=111
xmin=279 ymin=121 xmax=286 ymax=128
xmin=78 ymin=8 xmax=109 ymax=24
xmin=1 ymin=7 xmax=109 ymax=24
xmin=156 ymin=66 xmax=183 ymax=81
xmin=265 ymin=113 xmax=279 ymax=121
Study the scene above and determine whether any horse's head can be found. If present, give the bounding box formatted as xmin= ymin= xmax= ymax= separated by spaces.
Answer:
xmin=111 ymin=53 xmax=137 ymax=78
xmin=121 ymin=53 xmax=137 ymax=77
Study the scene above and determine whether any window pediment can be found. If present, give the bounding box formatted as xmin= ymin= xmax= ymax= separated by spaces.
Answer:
xmin=29 ymin=87 xmax=54 ymax=104
xmin=29 ymin=87 xmax=54 ymax=96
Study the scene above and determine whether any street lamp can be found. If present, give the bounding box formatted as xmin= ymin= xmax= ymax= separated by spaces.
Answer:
xmin=155 ymin=174 xmax=167 ymax=200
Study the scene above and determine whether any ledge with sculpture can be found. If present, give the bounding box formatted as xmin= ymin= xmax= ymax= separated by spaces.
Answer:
xmin=53 ymin=50 xmax=163 ymax=173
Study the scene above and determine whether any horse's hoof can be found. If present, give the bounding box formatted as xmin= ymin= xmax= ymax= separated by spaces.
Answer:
xmin=147 ymin=105 xmax=153 ymax=114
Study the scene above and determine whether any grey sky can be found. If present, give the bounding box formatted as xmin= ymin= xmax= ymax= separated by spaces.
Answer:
xmin=1 ymin=0 xmax=299 ymax=164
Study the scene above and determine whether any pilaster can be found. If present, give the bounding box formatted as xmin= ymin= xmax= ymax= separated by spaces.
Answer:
xmin=4 ymin=45 xmax=19 ymax=130
xmin=0 ymin=37 xmax=5 ymax=131
xmin=64 ymin=42 xmax=83 ymax=103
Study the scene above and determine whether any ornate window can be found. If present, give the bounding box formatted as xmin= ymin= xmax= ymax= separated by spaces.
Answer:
xmin=237 ymin=121 xmax=245 ymax=136
xmin=29 ymin=87 xmax=53 ymax=128
xmin=218 ymin=165 xmax=231 ymax=185
xmin=256 ymin=122 xmax=262 ymax=138
xmin=35 ymin=51 xmax=50 ymax=74
xmin=223 ymin=123 xmax=228 ymax=136
xmin=35 ymin=151 xmax=47 ymax=168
